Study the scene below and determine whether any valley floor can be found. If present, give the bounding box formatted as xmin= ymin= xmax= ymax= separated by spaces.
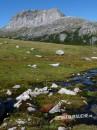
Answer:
xmin=0 ymin=38 xmax=97 ymax=88
xmin=0 ymin=38 xmax=97 ymax=130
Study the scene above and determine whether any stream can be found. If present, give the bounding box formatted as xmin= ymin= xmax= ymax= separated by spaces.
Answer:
xmin=56 ymin=69 xmax=97 ymax=90
xmin=1 ymin=68 xmax=97 ymax=125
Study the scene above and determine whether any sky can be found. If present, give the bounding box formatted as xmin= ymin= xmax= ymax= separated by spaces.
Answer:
xmin=0 ymin=0 xmax=97 ymax=27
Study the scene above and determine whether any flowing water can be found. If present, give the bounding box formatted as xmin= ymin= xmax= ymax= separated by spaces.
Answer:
xmin=56 ymin=69 xmax=97 ymax=91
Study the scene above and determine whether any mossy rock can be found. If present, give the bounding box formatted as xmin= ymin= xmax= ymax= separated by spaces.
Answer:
xmin=34 ymin=93 xmax=86 ymax=111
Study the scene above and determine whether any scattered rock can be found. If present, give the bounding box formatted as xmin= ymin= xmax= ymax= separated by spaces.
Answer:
xmin=6 ymin=90 xmax=12 ymax=96
xmin=27 ymin=64 xmax=32 ymax=67
xmin=16 ymin=45 xmax=19 ymax=48
xmin=8 ymin=127 xmax=17 ymax=130
xmin=82 ymin=57 xmax=91 ymax=61
xmin=14 ymin=87 xmax=49 ymax=108
xmin=32 ymin=87 xmax=48 ymax=97
xmin=30 ymin=48 xmax=34 ymax=51
xmin=74 ymin=87 xmax=81 ymax=93
xmin=21 ymin=127 xmax=25 ymax=130
xmin=28 ymin=118 xmax=31 ymax=122
xmin=49 ymin=100 xmax=66 ymax=114
xmin=77 ymin=73 xmax=80 ymax=76
xmin=48 ymin=92 xmax=53 ymax=96
xmin=83 ymin=100 xmax=88 ymax=105
xmin=31 ymin=64 xmax=37 ymax=68
xmin=1 ymin=122 xmax=7 ymax=127
xmin=58 ymin=88 xmax=76 ymax=95
xmin=27 ymin=107 xmax=36 ymax=112
xmin=13 ymin=85 xmax=21 ymax=89
xmin=58 ymin=126 xmax=68 ymax=130
xmin=26 ymin=102 xmax=32 ymax=106
xmin=56 ymin=50 xmax=64 ymax=56
xmin=27 ymin=64 xmax=37 ymax=68
xmin=93 ymin=52 xmax=96 ymax=54
xmin=16 ymin=89 xmax=32 ymax=101
xmin=49 ymin=63 xmax=60 ymax=67
xmin=16 ymin=119 xmax=26 ymax=125
xmin=14 ymin=89 xmax=32 ymax=108
xmin=35 ymin=55 xmax=42 ymax=58
xmin=51 ymin=83 xmax=58 ymax=88
xmin=91 ymin=57 xmax=97 ymax=60
xmin=14 ymin=101 xmax=22 ymax=108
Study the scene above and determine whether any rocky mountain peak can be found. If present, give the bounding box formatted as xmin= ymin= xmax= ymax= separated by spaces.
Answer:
xmin=5 ymin=8 xmax=65 ymax=30
xmin=1 ymin=8 xmax=97 ymax=45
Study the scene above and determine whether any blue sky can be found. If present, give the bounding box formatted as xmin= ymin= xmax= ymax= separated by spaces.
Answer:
xmin=0 ymin=0 xmax=97 ymax=27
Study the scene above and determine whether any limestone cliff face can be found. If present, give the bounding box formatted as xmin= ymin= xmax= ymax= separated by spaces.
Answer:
xmin=1 ymin=8 xmax=97 ymax=45
xmin=5 ymin=8 xmax=64 ymax=30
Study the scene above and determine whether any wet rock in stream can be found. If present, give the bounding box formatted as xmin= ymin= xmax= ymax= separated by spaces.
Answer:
xmin=0 ymin=98 xmax=15 ymax=123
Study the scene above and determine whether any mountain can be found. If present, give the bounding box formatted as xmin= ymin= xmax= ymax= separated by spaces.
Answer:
xmin=5 ymin=8 xmax=64 ymax=30
xmin=0 ymin=8 xmax=97 ymax=45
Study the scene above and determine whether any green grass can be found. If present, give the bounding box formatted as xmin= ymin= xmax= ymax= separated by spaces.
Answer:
xmin=72 ymin=124 xmax=97 ymax=130
xmin=0 ymin=38 xmax=97 ymax=89
xmin=35 ymin=93 xmax=86 ymax=110
xmin=0 ymin=37 xmax=97 ymax=129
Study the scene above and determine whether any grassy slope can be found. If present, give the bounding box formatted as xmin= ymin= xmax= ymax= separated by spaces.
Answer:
xmin=72 ymin=125 xmax=97 ymax=130
xmin=0 ymin=38 xmax=97 ymax=88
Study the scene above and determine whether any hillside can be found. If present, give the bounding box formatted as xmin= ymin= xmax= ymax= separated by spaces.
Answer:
xmin=0 ymin=8 xmax=97 ymax=44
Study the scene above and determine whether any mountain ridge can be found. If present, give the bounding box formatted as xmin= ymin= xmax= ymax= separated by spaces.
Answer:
xmin=0 ymin=8 xmax=97 ymax=45
xmin=4 ymin=8 xmax=64 ymax=30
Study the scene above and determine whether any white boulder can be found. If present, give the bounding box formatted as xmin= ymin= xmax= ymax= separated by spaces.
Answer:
xmin=35 ymin=55 xmax=42 ymax=58
xmin=30 ymin=48 xmax=34 ymax=51
xmin=13 ymin=85 xmax=21 ymax=89
xmin=58 ymin=88 xmax=76 ymax=95
xmin=49 ymin=100 xmax=65 ymax=114
xmin=51 ymin=83 xmax=58 ymax=88
xmin=16 ymin=89 xmax=32 ymax=101
xmin=16 ymin=119 xmax=25 ymax=125
xmin=74 ymin=87 xmax=81 ymax=93
xmin=27 ymin=107 xmax=36 ymax=112
xmin=16 ymin=45 xmax=19 ymax=48
xmin=31 ymin=64 xmax=37 ymax=68
xmin=21 ymin=127 xmax=25 ymax=130
xmin=83 ymin=57 xmax=91 ymax=61
xmin=56 ymin=50 xmax=64 ymax=56
xmin=91 ymin=57 xmax=97 ymax=60
xmin=6 ymin=89 xmax=12 ymax=96
xmin=49 ymin=63 xmax=60 ymax=67
xmin=8 ymin=127 xmax=17 ymax=130
xmin=58 ymin=127 xmax=67 ymax=130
